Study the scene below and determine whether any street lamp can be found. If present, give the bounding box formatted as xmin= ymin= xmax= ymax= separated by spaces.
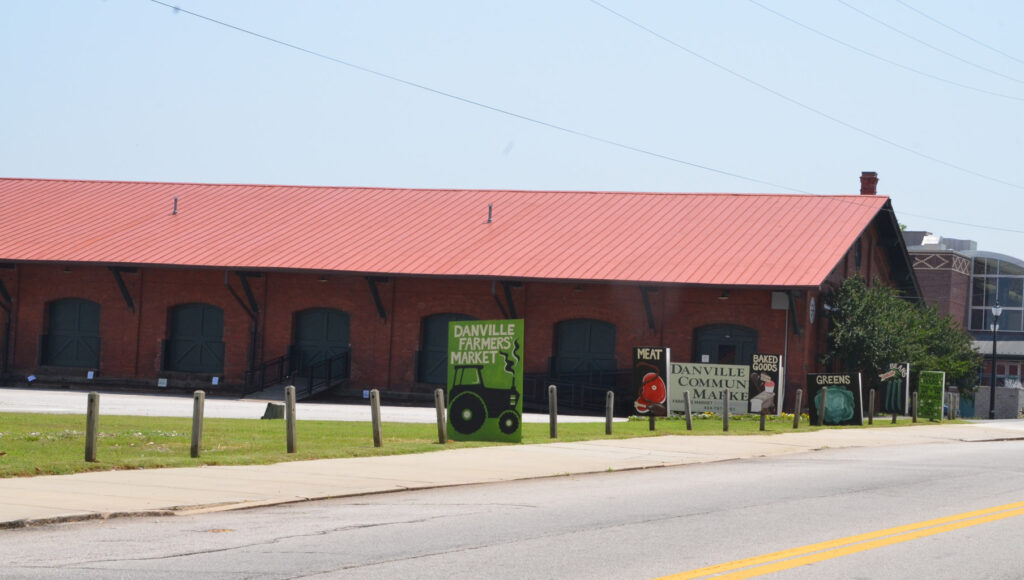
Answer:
xmin=990 ymin=301 xmax=1003 ymax=420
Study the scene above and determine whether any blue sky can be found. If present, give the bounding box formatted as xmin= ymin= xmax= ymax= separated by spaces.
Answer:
xmin=2 ymin=1 xmax=1022 ymax=256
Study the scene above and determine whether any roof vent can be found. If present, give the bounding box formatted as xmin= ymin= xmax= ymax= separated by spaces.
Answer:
xmin=172 ymin=196 xmax=179 ymax=215
xmin=487 ymin=203 xmax=493 ymax=224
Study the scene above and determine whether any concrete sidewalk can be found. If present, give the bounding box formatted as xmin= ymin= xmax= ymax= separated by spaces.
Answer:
xmin=2 ymin=422 xmax=1023 ymax=529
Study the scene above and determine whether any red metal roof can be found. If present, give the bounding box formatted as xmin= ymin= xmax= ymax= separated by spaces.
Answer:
xmin=0 ymin=178 xmax=891 ymax=288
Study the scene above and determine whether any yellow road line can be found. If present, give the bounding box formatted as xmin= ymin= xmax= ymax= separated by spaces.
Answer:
xmin=659 ymin=501 xmax=1024 ymax=580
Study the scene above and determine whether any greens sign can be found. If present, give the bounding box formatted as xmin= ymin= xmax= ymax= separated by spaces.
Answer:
xmin=807 ymin=373 xmax=863 ymax=426
xmin=446 ymin=319 xmax=524 ymax=442
xmin=917 ymin=371 xmax=946 ymax=422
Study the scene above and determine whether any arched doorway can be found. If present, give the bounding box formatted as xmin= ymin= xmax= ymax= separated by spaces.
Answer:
xmin=693 ymin=324 xmax=758 ymax=365
xmin=552 ymin=318 xmax=617 ymax=385
xmin=417 ymin=313 xmax=476 ymax=385
xmin=42 ymin=298 xmax=100 ymax=368
xmin=291 ymin=308 xmax=350 ymax=378
xmin=164 ymin=303 xmax=224 ymax=373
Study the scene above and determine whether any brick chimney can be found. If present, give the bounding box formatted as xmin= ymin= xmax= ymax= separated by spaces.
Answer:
xmin=860 ymin=171 xmax=878 ymax=195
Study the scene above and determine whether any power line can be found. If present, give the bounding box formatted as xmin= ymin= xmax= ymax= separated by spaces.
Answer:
xmin=898 ymin=212 xmax=1024 ymax=235
xmin=894 ymin=0 xmax=1024 ymax=68
xmin=146 ymin=2 xmax=1024 ymax=237
xmin=746 ymin=0 xmax=1024 ymax=104
xmin=588 ymin=0 xmax=1024 ymax=192
xmin=146 ymin=0 xmax=808 ymax=194
xmin=835 ymin=0 xmax=1024 ymax=86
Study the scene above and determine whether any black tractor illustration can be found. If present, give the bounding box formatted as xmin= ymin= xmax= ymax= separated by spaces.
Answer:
xmin=449 ymin=364 xmax=521 ymax=435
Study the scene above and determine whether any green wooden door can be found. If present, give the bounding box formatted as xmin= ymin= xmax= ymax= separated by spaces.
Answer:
xmin=693 ymin=324 xmax=757 ymax=365
xmin=417 ymin=313 xmax=476 ymax=384
xmin=552 ymin=318 xmax=617 ymax=385
xmin=164 ymin=303 xmax=225 ymax=373
xmin=42 ymin=298 xmax=100 ymax=368
xmin=292 ymin=308 xmax=350 ymax=377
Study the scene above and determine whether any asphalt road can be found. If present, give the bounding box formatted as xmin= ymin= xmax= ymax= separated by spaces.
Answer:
xmin=3 ymin=439 xmax=1023 ymax=578
xmin=0 ymin=386 xmax=607 ymax=423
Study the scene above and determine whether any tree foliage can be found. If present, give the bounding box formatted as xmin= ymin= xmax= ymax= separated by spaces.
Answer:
xmin=822 ymin=276 xmax=980 ymax=393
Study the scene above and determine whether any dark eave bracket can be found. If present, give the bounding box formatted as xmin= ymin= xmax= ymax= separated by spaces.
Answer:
xmin=225 ymin=271 xmax=259 ymax=321
xmin=492 ymin=280 xmax=509 ymax=319
xmin=788 ymin=291 xmax=802 ymax=336
xmin=502 ymin=281 xmax=520 ymax=319
xmin=108 ymin=267 xmax=137 ymax=313
xmin=640 ymin=286 xmax=657 ymax=331
xmin=0 ymin=280 xmax=9 ymax=313
xmin=366 ymin=277 xmax=389 ymax=321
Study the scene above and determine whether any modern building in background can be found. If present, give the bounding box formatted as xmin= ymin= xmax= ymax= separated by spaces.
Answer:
xmin=905 ymin=232 xmax=1024 ymax=418
xmin=0 ymin=172 xmax=917 ymax=415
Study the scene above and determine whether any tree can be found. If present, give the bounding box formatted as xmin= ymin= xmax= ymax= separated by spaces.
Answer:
xmin=822 ymin=276 xmax=980 ymax=395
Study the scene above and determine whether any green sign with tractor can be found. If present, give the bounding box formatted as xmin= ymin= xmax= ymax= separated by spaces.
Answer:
xmin=446 ymin=319 xmax=524 ymax=442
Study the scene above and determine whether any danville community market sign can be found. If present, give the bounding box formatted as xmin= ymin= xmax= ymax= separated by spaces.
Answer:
xmin=668 ymin=363 xmax=749 ymax=415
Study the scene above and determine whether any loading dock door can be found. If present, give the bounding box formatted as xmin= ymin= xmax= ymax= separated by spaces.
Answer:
xmin=418 ymin=313 xmax=476 ymax=384
xmin=42 ymin=298 xmax=100 ymax=368
xmin=694 ymin=324 xmax=757 ymax=365
xmin=292 ymin=308 xmax=350 ymax=377
xmin=552 ymin=318 xmax=617 ymax=385
xmin=164 ymin=303 xmax=225 ymax=373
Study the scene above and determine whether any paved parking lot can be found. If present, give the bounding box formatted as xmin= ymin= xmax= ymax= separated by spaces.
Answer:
xmin=0 ymin=386 xmax=607 ymax=423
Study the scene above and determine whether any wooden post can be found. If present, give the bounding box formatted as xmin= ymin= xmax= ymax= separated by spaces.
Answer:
xmin=759 ymin=409 xmax=766 ymax=431
xmin=190 ymin=390 xmax=205 ymax=458
xmin=684 ymin=391 xmax=693 ymax=431
xmin=85 ymin=392 xmax=99 ymax=462
xmin=548 ymin=384 xmax=558 ymax=439
xmin=817 ymin=387 xmax=828 ymax=426
xmin=285 ymin=385 xmax=297 ymax=454
xmin=434 ymin=388 xmax=447 ymax=444
xmin=868 ymin=389 xmax=875 ymax=425
xmin=793 ymin=390 xmax=802 ymax=429
xmin=605 ymin=391 xmax=614 ymax=435
xmin=370 ymin=389 xmax=383 ymax=447
xmin=649 ymin=410 xmax=656 ymax=431
xmin=912 ymin=391 xmax=919 ymax=423
xmin=722 ymin=390 xmax=729 ymax=432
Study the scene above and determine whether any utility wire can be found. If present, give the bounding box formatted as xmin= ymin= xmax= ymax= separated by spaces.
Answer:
xmin=894 ymin=0 xmax=1024 ymax=68
xmin=835 ymin=0 xmax=1024 ymax=86
xmin=148 ymin=2 xmax=1021 ymax=238
xmin=746 ymin=0 xmax=1024 ymax=104
xmin=896 ymin=209 xmax=1024 ymax=235
xmin=147 ymin=0 xmax=808 ymax=194
xmin=588 ymin=0 xmax=1024 ymax=192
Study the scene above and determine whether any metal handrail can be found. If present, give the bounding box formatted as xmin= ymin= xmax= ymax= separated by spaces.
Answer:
xmin=301 ymin=351 xmax=351 ymax=399
xmin=523 ymin=369 xmax=633 ymax=416
xmin=243 ymin=354 xmax=289 ymax=395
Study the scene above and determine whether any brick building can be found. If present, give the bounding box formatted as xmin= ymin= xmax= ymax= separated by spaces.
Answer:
xmin=905 ymin=232 xmax=1024 ymax=418
xmin=0 ymin=173 xmax=918 ymax=414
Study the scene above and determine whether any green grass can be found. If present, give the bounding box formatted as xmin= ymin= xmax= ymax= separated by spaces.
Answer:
xmin=0 ymin=412 xmax=954 ymax=478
